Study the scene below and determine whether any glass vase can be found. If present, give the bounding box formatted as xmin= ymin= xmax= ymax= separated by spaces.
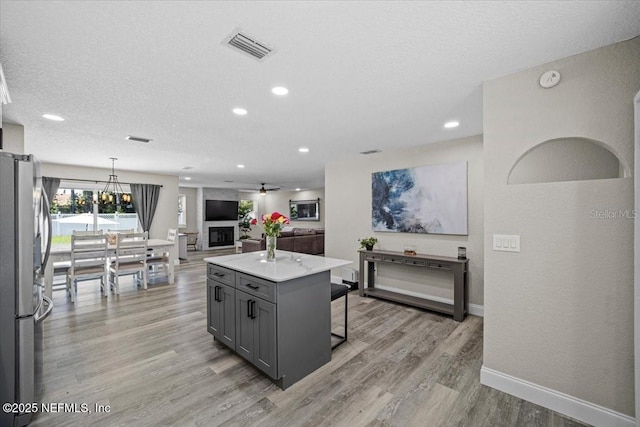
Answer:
xmin=266 ymin=235 xmax=277 ymax=261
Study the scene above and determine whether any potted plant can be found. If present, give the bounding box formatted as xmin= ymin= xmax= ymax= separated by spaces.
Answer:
xmin=358 ymin=237 xmax=378 ymax=251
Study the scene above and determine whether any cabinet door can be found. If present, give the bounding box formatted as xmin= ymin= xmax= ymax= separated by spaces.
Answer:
xmin=254 ymin=298 xmax=277 ymax=379
xmin=219 ymin=283 xmax=236 ymax=350
xmin=235 ymin=290 xmax=255 ymax=363
xmin=207 ymin=280 xmax=221 ymax=339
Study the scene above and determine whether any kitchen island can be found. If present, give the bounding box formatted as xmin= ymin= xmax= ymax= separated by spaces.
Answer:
xmin=204 ymin=250 xmax=351 ymax=389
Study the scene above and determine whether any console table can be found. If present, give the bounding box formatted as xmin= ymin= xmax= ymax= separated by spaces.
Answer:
xmin=358 ymin=249 xmax=468 ymax=321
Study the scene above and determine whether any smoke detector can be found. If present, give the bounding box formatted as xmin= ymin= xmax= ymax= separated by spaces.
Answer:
xmin=539 ymin=70 xmax=561 ymax=89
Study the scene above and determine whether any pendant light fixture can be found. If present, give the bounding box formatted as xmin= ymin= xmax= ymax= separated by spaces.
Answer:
xmin=101 ymin=157 xmax=131 ymax=204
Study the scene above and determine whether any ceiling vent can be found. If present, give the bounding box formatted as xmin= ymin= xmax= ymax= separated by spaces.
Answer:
xmin=126 ymin=135 xmax=152 ymax=143
xmin=223 ymin=30 xmax=274 ymax=61
xmin=0 ymin=63 xmax=11 ymax=105
xmin=360 ymin=149 xmax=382 ymax=155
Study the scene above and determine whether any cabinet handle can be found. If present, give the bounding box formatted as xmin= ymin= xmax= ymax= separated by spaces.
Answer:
xmin=245 ymin=284 xmax=259 ymax=290
xmin=247 ymin=299 xmax=253 ymax=318
xmin=214 ymin=285 xmax=221 ymax=302
xmin=250 ymin=300 xmax=256 ymax=319
xmin=213 ymin=272 xmax=224 ymax=278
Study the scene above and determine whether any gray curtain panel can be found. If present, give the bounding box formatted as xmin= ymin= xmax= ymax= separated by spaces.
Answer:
xmin=42 ymin=176 xmax=60 ymax=206
xmin=131 ymin=183 xmax=161 ymax=232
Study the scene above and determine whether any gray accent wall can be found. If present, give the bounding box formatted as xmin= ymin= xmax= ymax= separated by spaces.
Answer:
xmin=483 ymin=37 xmax=639 ymax=416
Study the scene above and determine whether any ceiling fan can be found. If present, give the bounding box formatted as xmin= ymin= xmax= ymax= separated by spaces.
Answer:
xmin=258 ymin=183 xmax=280 ymax=196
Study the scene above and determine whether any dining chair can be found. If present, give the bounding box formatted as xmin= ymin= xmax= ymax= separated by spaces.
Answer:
xmin=185 ymin=232 xmax=198 ymax=250
xmin=109 ymin=232 xmax=148 ymax=295
xmin=146 ymin=228 xmax=176 ymax=282
xmin=72 ymin=230 xmax=104 ymax=236
xmin=66 ymin=233 xmax=108 ymax=303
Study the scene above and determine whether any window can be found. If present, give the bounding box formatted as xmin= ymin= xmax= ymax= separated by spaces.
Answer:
xmin=50 ymin=185 xmax=138 ymax=245
xmin=178 ymin=194 xmax=187 ymax=228
xmin=238 ymin=200 xmax=255 ymax=239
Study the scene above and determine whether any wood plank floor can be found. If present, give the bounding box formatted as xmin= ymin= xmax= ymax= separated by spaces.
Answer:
xmin=31 ymin=249 xmax=588 ymax=427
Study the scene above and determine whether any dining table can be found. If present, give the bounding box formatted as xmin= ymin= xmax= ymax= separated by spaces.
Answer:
xmin=44 ymin=238 xmax=176 ymax=298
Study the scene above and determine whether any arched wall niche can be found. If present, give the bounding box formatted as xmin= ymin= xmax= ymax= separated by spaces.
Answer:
xmin=507 ymin=137 xmax=629 ymax=185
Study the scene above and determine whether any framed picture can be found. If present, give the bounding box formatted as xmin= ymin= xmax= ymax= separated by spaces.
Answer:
xmin=371 ymin=162 xmax=468 ymax=235
xmin=290 ymin=199 xmax=320 ymax=221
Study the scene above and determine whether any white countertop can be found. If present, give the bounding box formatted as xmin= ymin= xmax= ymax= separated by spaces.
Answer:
xmin=204 ymin=251 xmax=352 ymax=282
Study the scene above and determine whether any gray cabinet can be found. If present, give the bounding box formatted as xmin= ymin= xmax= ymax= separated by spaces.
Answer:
xmin=206 ymin=262 xmax=332 ymax=389
xmin=235 ymin=289 xmax=277 ymax=378
xmin=207 ymin=279 xmax=236 ymax=350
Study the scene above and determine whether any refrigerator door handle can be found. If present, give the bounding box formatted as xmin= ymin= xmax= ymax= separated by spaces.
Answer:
xmin=34 ymin=296 xmax=53 ymax=324
xmin=40 ymin=191 xmax=52 ymax=275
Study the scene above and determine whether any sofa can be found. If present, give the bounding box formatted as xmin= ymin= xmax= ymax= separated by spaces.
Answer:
xmin=241 ymin=228 xmax=324 ymax=255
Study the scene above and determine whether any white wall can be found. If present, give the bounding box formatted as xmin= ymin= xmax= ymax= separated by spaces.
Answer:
xmin=41 ymin=163 xmax=179 ymax=239
xmin=325 ymin=135 xmax=484 ymax=308
xmin=483 ymin=38 xmax=639 ymax=421
xmin=1 ymin=122 xmax=24 ymax=154
xmin=178 ymin=186 xmax=198 ymax=232
xmin=263 ymin=188 xmax=325 ymax=230
xmin=634 ymin=88 xmax=640 ymax=427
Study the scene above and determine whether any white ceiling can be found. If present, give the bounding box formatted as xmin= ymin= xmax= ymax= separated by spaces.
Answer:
xmin=1 ymin=1 xmax=639 ymax=192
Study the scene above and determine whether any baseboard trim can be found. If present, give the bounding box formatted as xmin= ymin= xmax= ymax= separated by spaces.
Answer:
xmin=480 ymin=366 xmax=634 ymax=427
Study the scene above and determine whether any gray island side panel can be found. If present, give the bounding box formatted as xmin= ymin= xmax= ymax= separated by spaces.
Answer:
xmin=275 ymin=270 xmax=331 ymax=389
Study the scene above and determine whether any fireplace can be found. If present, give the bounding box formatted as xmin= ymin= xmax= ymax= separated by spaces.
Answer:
xmin=209 ymin=226 xmax=234 ymax=247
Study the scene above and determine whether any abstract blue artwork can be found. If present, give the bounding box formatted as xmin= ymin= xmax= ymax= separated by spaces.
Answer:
xmin=371 ymin=162 xmax=468 ymax=235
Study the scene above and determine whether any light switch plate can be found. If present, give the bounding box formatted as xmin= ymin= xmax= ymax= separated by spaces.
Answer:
xmin=493 ymin=234 xmax=520 ymax=252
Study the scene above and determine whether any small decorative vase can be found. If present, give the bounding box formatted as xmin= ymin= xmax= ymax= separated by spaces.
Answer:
xmin=266 ymin=235 xmax=277 ymax=261
xmin=365 ymin=244 xmax=374 ymax=251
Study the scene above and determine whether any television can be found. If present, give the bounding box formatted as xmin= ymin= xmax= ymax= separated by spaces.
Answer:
xmin=205 ymin=200 xmax=239 ymax=221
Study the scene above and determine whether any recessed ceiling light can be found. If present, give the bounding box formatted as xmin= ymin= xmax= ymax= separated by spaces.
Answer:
xmin=233 ymin=108 xmax=248 ymax=115
xmin=298 ymin=147 xmax=309 ymax=153
xmin=42 ymin=114 xmax=65 ymax=121
xmin=444 ymin=121 xmax=460 ymax=129
xmin=237 ymin=164 xmax=245 ymax=168
xmin=296 ymin=188 xmax=301 ymax=191
xmin=272 ymin=86 xmax=288 ymax=96
xmin=184 ymin=177 xmax=192 ymax=181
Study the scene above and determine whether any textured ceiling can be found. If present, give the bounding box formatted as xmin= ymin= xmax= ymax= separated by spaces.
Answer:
xmin=1 ymin=1 xmax=639 ymax=191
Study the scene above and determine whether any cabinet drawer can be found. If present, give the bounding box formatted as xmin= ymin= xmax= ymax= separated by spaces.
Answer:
xmin=427 ymin=262 xmax=452 ymax=271
xmin=404 ymin=258 xmax=426 ymax=267
xmin=364 ymin=253 xmax=383 ymax=262
xmin=207 ymin=264 xmax=235 ymax=286
xmin=383 ymin=256 xmax=403 ymax=264
xmin=237 ymin=273 xmax=276 ymax=303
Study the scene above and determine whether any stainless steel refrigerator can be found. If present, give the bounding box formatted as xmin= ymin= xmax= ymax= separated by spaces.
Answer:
xmin=0 ymin=152 xmax=53 ymax=427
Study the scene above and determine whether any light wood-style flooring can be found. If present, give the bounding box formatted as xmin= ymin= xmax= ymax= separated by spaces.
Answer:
xmin=31 ymin=250 xmax=587 ymax=427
